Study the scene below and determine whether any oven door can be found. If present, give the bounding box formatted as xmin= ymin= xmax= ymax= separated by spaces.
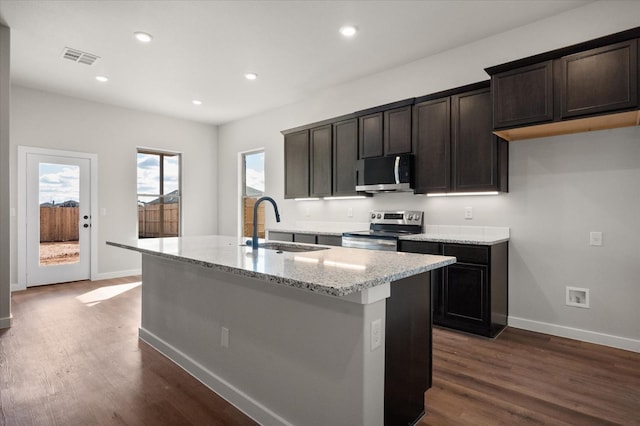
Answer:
xmin=341 ymin=235 xmax=398 ymax=251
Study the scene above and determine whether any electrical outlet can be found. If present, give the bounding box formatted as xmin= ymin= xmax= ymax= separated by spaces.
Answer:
xmin=464 ymin=206 xmax=473 ymax=220
xmin=221 ymin=326 xmax=229 ymax=348
xmin=370 ymin=319 xmax=382 ymax=351
xmin=305 ymin=207 xmax=310 ymax=217
xmin=589 ymin=231 xmax=602 ymax=246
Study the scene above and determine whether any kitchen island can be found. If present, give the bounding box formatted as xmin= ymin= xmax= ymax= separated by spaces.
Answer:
xmin=107 ymin=235 xmax=455 ymax=426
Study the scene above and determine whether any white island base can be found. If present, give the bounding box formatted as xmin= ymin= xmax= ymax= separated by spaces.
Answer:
xmin=139 ymin=254 xmax=432 ymax=426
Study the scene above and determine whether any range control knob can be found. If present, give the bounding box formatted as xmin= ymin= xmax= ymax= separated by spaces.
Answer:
xmin=406 ymin=214 xmax=413 ymax=220
xmin=376 ymin=213 xmax=382 ymax=219
xmin=371 ymin=213 xmax=376 ymax=219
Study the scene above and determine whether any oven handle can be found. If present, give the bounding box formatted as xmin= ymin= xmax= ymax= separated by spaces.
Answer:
xmin=342 ymin=236 xmax=398 ymax=251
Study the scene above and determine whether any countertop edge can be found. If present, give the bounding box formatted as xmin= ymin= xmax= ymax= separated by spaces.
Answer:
xmin=106 ymin=241 xmax=456 ymax=298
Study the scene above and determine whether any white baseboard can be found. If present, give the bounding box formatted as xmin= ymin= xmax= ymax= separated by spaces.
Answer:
xmin=92 ymin=269 xmax=141 ymax=282
xmin=508 ymin=316 xmax=640 ymax=353
xmin=0 ymin=314 xmax=13 ymax=329
xmin=139 ymin=327 xmax=293 ymax=426
xmin=11 ymin=282 xmax=26 ymax=292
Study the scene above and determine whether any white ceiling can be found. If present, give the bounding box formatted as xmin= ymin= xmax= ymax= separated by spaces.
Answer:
xmin=0 ymin=0 xmax=592 ymax=125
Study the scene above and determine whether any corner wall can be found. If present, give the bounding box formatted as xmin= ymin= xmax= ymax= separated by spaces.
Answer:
xmin=9 ymin=86 xmax=218 ymax=285
xmin=0 ymin=25 xmax=10 ymax=328
xmin=217 ymin=1 xmax=640 ymax=351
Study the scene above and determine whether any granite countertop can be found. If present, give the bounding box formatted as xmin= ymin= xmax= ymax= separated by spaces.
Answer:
xmin=107 ymin=235 xmax=455 ymax=298
xmin=268 ymin=224 xmax=510 ymax=245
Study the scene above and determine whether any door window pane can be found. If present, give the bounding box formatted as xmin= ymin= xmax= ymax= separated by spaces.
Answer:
xmin=38 ymin=163 xmax=80 ymax=266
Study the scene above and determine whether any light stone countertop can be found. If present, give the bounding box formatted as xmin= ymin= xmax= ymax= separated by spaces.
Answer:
xmin=268 ymin=224 xmax=510 ymax=245
xmin=401 ymin=225 xmax=510 ymax=245
xmin=107 ymin=235 xmax=455 ymax=297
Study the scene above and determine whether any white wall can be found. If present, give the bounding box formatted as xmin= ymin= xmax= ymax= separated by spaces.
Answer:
xmin=0 ymin=25 xmax=11 ymax=328
xmin=10 ymin=85 xmax=218 ymax=283
xmin=218 ymin=1 xmax=640 ymax=350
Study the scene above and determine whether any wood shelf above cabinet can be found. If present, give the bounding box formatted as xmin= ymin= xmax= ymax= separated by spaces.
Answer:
xmin=494 ymin=110 xmax=640 ymax=141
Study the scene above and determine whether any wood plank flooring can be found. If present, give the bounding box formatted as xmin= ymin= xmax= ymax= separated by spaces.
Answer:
xmin=1 ymin=277 xmax=638 ymax=425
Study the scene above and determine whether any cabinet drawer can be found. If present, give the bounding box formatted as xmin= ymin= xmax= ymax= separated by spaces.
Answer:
xmin=317 ymin=235 xmax=342 ymax=247
xmin=269 ymin=231 xmax=294 ymax=242
xmin=398 ymin=240 xmax=442 ymax=255
xmin=443 ymin=244 xmax=489 ymax=264
xmin=294 ymin=233 xmax=317 ymax=244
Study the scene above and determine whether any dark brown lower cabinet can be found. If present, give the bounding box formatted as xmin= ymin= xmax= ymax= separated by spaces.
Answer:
xmin=268 ymin=231 xmax=342 ymax=247
xmin=385 ymin=272 xmax=431 ymax=425
xmin=398 ymin=240 xmax=508 ymax=338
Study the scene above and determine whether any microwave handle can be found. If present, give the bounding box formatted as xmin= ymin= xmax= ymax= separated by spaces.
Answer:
xmin=394 ymin=156 xmax=400 ymax=184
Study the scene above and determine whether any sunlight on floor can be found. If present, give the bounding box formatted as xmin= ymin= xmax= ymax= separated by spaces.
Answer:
xmin=76 ymin=282 xmax=141 ymax=307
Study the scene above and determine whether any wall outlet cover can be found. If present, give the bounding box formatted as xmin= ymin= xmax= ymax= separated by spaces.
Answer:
xmin=566 ymin=286 xmax=590 ymax=308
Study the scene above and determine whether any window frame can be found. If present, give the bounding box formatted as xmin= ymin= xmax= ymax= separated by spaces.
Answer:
xmin=137 ymin=147 xmax=182 ymax=238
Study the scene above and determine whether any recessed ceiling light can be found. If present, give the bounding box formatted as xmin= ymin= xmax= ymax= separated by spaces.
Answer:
xmin=134 ymin=31 xmax=153 ymax=43
xmin=339 ymin=25 xmax=358 ymax=37
xmin=192 ymin=99 xmax=203 ymax=106
xmin=244 ymin=72 xmax=258 ymax=81
xmin=95 ymin=75 xmax=109 ymax=82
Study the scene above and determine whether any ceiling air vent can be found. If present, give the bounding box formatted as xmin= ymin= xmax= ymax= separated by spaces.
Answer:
xmin=61 ymin=47 xmax=100 ymax=65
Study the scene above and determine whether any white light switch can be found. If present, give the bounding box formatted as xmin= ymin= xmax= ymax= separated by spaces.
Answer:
xmin=347 ymin=208 xmax=353 ymax=217
xmin=10 ymin=208 xmax=15 ymax=217
xmin=464 ymin=206 xmax=473 ymax=220
xmin=589 ymin=231 xmax=603 ymax=246
xmin=221 ymin=326 xmax=229 ymax=348
xmin=100 ymin=208 xmax=107 ymax=216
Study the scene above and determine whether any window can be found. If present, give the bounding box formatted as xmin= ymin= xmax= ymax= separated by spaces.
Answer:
xmin=241 ymin=150 xmax=265 ymax=238
xmin=137 ymin=149 xmax=181 ymax=238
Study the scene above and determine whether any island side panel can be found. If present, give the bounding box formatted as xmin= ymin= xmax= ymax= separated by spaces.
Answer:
xmin=385 ymin=272 xmax=432 ymax=425
xmin=139 ymin=254 xmax=386 ymax=426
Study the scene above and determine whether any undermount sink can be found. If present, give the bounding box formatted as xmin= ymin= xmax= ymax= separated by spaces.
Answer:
xmin=257 ymin=242 xmax=329 ymax=253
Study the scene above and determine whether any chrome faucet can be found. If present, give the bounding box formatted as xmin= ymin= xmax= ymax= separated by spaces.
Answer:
xmin=252 ymin=196 xmax=280 ymax=249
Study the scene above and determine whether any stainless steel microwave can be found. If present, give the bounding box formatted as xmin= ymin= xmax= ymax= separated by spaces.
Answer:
xmin=355 ymin=154 xmax=415 ymax=193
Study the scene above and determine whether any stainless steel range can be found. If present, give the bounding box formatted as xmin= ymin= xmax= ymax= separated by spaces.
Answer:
xmin=342 ymin=210 xmax=424 ymax=251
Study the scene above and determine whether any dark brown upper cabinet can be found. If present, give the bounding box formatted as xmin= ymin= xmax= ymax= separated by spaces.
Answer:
xmin=412 ymin=97 xmax=451 ymax=194
xmin=486 ymin=27 xmax=640 ymax=141
xmin=492 ymin=61 xmax=554 ymax=129
xmin=452 ymin=87 xmax=506 ymax=192
xmin=359 ymin=102 xmax=413 ymax=159
xmin=384 ymin=105 xmax=412 ymax=155
xmin=413 ymin=83 xmax=508 ymax=194
xmin=333 ymin=118 xmax=360 ymax=196
xmin=284 ymin=130 xmax=309 ymax=199
xmin=559 ymin=39 xmax=638 ymax=119
xmin=309 ymin=125 xmax=332 ymax=197
xmin=358 ymin=112 xmax=383 ymax=158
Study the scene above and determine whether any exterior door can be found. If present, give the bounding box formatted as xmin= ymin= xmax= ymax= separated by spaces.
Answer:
xmin=25 ymin=153 xmax=91 ymax=286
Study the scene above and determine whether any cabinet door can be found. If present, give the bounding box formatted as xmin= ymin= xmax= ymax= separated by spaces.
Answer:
xmin=412 ymin=98 xmax=451 ymax=194
xmin=559 ymin=39 xmax=638 ymax=118
xmin=284 ymin=130 xmax=309 ymax=199
xmin=443 ymin=263 xmax=488 ymax=326
xmin=384 ymin=106 xmax=412 ymax=155
xmin=359 ymin=112 xmax=383 ymax=158
xmin=452 ymin=88 xmax=500 ymax=192
xmin=333 ymin=118 xmax=359 ymax=196
xmin=492 ymin=60 xmax=554 ymax=128
xmin=310 ymin=125 xmax=332 ymax=197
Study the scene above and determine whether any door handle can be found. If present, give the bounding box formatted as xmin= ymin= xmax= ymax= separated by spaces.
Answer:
xmin=83 ymin=224 xmax=90 ymax=228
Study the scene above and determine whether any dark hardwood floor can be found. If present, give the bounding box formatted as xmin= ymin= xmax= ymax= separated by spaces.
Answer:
xmin=1 ymin=277 xmax=638 ymax=425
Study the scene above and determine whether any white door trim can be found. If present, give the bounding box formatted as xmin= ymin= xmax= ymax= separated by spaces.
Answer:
xmin=17 ymin=146 xmax=99 ymax=290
